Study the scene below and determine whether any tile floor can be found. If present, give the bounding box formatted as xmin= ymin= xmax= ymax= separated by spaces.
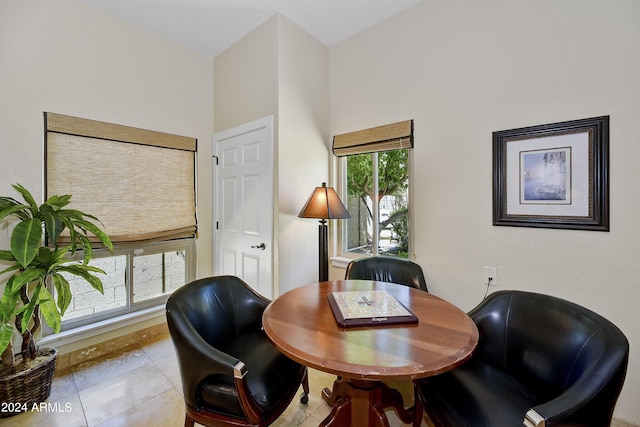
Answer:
xmin=0 ymin=335 xmax=431 ymax=427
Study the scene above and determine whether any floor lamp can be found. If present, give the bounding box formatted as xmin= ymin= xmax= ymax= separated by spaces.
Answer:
xmin=299 ymin=182 xmax=350 ymax=282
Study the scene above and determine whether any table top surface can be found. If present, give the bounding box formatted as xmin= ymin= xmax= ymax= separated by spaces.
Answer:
xmin=262 ymin=280 xmax=479 ymax=381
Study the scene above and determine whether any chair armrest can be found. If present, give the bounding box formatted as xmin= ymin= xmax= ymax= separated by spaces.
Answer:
xmin=167 ymin=310 xmax=241 ymax=409
xmin=233 ymin=362 xmax=265 ymax=424
xmin=528 ymin=360 xmax=626 ymax=427
xmin=529 ymin=390 xmax=607 ymax=427
xmin=524 ymin=409 xmax=545 ymax=427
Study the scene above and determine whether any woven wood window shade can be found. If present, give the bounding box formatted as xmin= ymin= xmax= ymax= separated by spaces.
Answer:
xmin=332 ymin=120 xmax=413 ymax=157
xmin=45 ymin=113 xmax=197 ymax=245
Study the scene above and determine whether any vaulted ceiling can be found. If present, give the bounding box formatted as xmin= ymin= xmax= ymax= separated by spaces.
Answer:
xmin=82 ymin=0 xmax=423 ymax=58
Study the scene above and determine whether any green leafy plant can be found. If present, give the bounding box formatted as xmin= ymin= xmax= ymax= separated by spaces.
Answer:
xmin=0 ymin=184 xmax=112 ymax=368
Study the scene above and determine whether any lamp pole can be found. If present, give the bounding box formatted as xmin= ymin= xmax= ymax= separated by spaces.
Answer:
xmin=299 ymin=183 xmax=350 ymax=283
xmin=318 ymin=218 xmax=328 ymax=282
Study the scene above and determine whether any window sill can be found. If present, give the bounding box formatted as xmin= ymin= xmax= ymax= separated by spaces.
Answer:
xmin=38 ymin=305 xmax=166 ymax=350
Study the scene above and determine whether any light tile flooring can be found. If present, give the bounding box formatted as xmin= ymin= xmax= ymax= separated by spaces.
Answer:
xmin=0 ymin=335 xmax=431 ymax=427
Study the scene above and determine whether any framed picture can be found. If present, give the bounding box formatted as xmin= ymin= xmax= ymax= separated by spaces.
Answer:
xmin=493 ymin=116 xmax=609 ymax=231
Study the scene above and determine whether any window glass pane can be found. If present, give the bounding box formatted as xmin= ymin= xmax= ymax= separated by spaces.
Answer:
xmin=165 ymin=250 xmax=188 ymax=293
xmin=345 ymin=149 xmax=409 ymax=257
xmin=58 ymin=256 xmax=128 ymax=322
xmin=47 ymin=240 xmax=193 ymax=335
xmin=133 ymin=250 xmax=186 ymax=303
xmin=346 ymin=153 xmax=373 ymax=254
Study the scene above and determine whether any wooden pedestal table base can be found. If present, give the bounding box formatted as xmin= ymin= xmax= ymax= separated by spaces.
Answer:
xmin=262 ymin=281 xmax=478 ymax=427
xmin=320 ymin=377 xmax=414 ymax=427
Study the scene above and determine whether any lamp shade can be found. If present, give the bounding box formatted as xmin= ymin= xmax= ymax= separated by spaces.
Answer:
xmin=298 ymin=183 xmax=351 ymax=220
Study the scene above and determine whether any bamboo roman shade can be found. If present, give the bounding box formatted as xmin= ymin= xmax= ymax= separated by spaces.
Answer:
xmin=45 ymin=112 xmax=197 ymax=245
xmin=332 ymin=120 xmax=414 ymax=157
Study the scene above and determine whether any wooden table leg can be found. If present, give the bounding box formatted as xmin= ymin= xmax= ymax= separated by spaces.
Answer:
xmin=377 ymin=382 xmax=414 ymax=423
xmin=322 ymin=377 xmax=350 ymax=406
xmin=319 ymin=397 xmax=351 ymax=427
xmin=320 ymin=377 xmax=414 ymax=427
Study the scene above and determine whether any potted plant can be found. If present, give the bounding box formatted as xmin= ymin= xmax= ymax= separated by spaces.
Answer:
xmin=0 ymin=183 xmax=112 ymax=417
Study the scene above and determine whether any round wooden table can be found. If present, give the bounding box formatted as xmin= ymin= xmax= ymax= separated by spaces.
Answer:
xmin=262 ymin=280 xmax=479 ymax=427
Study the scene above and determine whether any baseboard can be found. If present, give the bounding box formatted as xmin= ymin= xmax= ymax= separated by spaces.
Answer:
xmin=54 ymin=322 xmax=170 ymax=372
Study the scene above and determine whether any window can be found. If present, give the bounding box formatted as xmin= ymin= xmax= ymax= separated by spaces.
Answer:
xmin=344 ymin=150 xmax=410 ymax=257
xmin=49 ymin=239 xmax=195 ymax=332
xmin=333 ymin=120 xmax=413 ymax=258
xmin=43 ymin=113 xmax=197 ymax=333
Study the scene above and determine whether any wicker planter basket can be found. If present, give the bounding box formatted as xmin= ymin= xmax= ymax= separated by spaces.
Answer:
xmin=0 ymin=347 xmax=58 ymax=418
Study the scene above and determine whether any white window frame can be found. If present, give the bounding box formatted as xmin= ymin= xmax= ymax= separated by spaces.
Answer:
xmin=43 ymin=238 xmax=196 ymax=336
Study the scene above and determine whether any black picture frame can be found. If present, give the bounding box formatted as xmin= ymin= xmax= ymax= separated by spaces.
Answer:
xmin=493 ymin=116 xmax=609 ymax=231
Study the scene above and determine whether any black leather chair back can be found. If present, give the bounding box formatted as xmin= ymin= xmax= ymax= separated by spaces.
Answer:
xmin=345 ymin=256 xmax=428 ymax=292
xmin=472 ymin=291 xmax=629 ymax=419
xmin=170 ymin=275 xmax=267 ymax=348
xmin=417 ymin=290 xmax=629 ymax=427
xmin=167 ymin=276 xmax=270 ymax=410
xmin=476 ymin=291 xmax=628 ymax=398
xmin=166 ymin=276 xmax=309 ymax=427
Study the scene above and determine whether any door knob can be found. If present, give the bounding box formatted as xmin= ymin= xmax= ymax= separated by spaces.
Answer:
xmin=251 ymin=243 xmax=266 ymax=250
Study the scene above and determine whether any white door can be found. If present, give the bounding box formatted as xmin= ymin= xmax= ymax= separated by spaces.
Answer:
xmin=213 ymin=116 xmax=274 ymax=299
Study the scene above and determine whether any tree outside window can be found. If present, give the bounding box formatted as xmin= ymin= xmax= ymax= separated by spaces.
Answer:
xmin=345 ymin=149 xmax=409 ymax=258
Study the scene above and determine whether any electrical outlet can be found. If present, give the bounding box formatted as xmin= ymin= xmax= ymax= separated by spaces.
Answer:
xmin=484 ymin=267 xmax=498 ymax=286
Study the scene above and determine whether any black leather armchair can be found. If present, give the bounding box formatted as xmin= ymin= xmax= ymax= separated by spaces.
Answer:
xmin=345 ymin=256 xmax=428 ymax=292
xmin=166 ymin=276 xmax=309 ymax=427
xmin=415 ymin=290 xmax=629 ymax=427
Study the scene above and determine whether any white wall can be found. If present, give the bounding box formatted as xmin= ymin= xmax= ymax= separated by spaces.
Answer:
xmin=329 ymin=0 xmax=640 ymax=423
xmin=213 ymin=17 xmax=279 ymax=133
xmin=214 ymin=15 xmax=329 ymax=295
xmin=0 ymin=0 xmax=214 ymax=294
xmin=277 ymin=16 xmax=330 ymax=293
